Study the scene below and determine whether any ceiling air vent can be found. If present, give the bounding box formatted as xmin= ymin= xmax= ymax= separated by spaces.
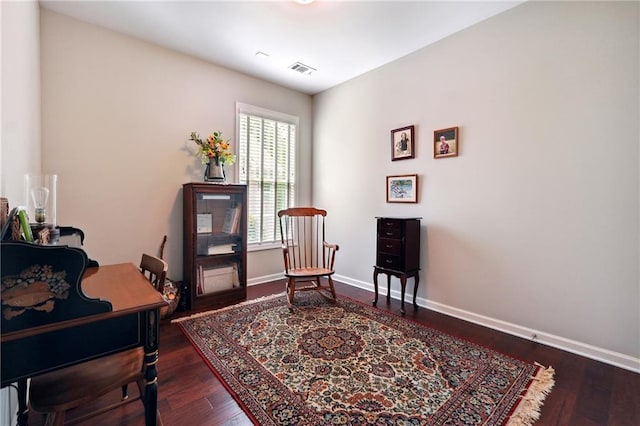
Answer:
xmin=289 ymin=62 xmax=316 ymax=75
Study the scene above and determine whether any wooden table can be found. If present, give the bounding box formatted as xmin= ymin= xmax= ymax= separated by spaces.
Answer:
xmin=1 ymin=263 xmax=166 ymax=426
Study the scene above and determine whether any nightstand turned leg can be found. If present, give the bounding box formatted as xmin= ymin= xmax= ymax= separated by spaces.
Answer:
xmin=413 ymin=273 xmax=419 ymax=310
xmin=400 ymin=274 xmax=407 ymax=315
xmin=386 ymin=274 xmax=391 ymax=303
xmin=372 ymin=269 xmax=379 ymax=306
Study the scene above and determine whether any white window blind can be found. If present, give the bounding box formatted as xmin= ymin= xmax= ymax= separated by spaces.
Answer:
xmin=237 ymin=104 xmax=297 ymax=246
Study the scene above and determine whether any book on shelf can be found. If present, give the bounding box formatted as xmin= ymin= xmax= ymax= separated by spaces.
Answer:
xmin=222 ymin=206 xmax=241 ymax=234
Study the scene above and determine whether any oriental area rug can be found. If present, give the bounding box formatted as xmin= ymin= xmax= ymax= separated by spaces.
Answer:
xmin=174 ymin=293 xmax=554 ymax=425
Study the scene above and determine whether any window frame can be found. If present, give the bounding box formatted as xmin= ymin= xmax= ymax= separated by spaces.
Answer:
xmin=235 ymin=102 xmax=299 ymax=251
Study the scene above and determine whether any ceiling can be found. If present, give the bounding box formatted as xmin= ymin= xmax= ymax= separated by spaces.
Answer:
xmin=40 ymin=1 xmax=523 ymax=95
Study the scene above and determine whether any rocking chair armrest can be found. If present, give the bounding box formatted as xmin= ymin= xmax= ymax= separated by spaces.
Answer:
xmin=324 ymin=242 xmax=339 ymax=270
xmin=323 ymin=242 xmax=339 ymax=251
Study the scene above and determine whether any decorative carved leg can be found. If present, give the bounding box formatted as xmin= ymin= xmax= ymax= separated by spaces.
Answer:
xmin=413 ymin=273 xmax=420 ymax=310
xmin=143 ymin=309 xmax=159 ymax=426
xmin=386 ymin=274 xmax=391 ymax=303
xmin=143 ymin=350 xmax=159 ymax=426
xmin=372 ymin=269 xmax=379 ymax=306
xmin=16 ymin=379 xmax=28 ymax=426
xmin=400 ymin=274 xmax=407 ymax=315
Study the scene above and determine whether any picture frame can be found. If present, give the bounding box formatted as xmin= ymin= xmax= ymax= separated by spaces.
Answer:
xmin=386 ymin=174 xmax=418 ymax=203
xmin=391 ymin=125 xmax=415 ymax=161
xmin=434 ymin=126 xmax=458 ymax=158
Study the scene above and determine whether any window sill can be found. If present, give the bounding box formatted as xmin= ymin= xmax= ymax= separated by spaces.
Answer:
xmin=247 ymin=241 xmax=281 ymax=252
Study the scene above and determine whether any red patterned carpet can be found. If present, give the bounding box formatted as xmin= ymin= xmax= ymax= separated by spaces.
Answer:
xmin=175 ymin=293 xmax=554 ymax=425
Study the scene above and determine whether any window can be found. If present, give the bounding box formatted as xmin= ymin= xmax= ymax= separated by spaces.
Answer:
xmin=236 ymin=103 xmax=297 ymax=247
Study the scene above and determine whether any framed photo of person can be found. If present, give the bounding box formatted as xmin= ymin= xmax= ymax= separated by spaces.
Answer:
xmin=391 ymin=125 xmax=415 ymax=161
xmin=386 ymin=174 xmax=418 ymax=203
xmin=434 ymin=127 xmax=458 ymax=158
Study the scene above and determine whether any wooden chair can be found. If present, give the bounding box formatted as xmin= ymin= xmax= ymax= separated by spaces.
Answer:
xmin=29 ymin=347 xmax=146 ymax=425
xmin=27 ymin=253 xmax=168 ymax=425
xmin=278 ymin=207 xmax=339 ymax=305
xmin=57 ymin=226 xmax=86 ymax=247
xmin=140 ymin=253 xmax=168 ymax=292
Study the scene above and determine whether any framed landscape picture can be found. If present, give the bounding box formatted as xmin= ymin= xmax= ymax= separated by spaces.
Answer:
xmin=386 ymin=174 xmax=418 ymax=203
xmin=434 ymin=127 xmax=458 ymax=158
xmin=391 ymin=125 xmax=415 ymax=161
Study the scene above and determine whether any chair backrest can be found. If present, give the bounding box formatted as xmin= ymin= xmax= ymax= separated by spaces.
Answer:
xmin=140 ymin=253 xmax=168 ymax=292
xmin=278 ymin=207 xmax=330 ymax=271
xmin=57 ymin=226 xmax=86 ymax=247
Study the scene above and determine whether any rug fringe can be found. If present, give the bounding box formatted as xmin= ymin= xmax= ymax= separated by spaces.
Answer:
xmin=171 ymin=293 xmax=285 ymax=323
xmin=507 ymin=363 xmax=555 ymax=426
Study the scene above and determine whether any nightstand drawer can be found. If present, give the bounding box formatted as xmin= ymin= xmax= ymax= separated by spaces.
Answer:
xmin=379 ymin=222 xmax=401 ymax=239
xmin=377 ymin=253 xmax=401 ymax=269
xmin=378 ymin=237 xmax=401 ymax=255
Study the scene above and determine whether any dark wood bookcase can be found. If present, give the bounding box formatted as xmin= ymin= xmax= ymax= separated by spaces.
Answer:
xmin=183 ymin=183 xmax=247 ymax=310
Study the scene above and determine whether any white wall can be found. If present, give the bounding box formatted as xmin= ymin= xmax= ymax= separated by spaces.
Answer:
xmin=313 ymin=1 xmax=639 ymax=366
xmin=0 ymin=1 xmax=41 ymax=423
xmin=39 ymin=9 xmax=313 ymax=281
xmin=1 ymin=0 xmax=41 ymax=203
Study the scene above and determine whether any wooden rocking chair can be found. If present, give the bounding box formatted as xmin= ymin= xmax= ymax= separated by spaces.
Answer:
xmin=278 ymin=207 xmax=339 ymax=305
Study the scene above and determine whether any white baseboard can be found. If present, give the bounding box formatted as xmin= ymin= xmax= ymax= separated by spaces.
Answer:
xmin=334 ymin=274 xmax=640 ymax=373
xmin=248 ymin=272 xmax=283 ymax=287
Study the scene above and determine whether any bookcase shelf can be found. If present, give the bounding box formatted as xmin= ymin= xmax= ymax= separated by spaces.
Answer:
xmin=183 ymin=183 xmax=247 ymax=310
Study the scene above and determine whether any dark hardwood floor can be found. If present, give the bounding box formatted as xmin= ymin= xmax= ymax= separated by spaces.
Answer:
xmin=27 ymin=280 xmax=639 ymax=425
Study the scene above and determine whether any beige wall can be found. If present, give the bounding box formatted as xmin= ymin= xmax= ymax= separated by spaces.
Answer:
xmin=314 ymin=1 xmax=639 ymax=366
xmin=39 ymin=9 xmax=313 ymax=281
xmin=0 ymin=0 xmax=41 ymax=423
xmin=1 ymin=0 xmax=41 ymax=204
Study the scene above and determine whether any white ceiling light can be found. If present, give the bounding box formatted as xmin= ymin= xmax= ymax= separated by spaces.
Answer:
xmin=294 ymin=0 xmax=314 ymax=4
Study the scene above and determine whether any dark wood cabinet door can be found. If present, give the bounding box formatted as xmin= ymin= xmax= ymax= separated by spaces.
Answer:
xmin=183 ymin=183 xmax=247 ymax=311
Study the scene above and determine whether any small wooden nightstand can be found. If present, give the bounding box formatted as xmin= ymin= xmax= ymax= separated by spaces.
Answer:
xmin=373 ymin=217 xmax=421 ymax=314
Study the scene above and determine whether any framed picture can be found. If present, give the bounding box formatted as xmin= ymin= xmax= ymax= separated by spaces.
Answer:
xmin=434 ymin=126 xmax=458 ymax=158
xmin=386 ymin=174 xmax=418 ymax=203
xmin=391 ymin=125 xmax=415 ymax=161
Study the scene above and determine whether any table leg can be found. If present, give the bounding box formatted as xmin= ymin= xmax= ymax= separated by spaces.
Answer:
xmin=143 ymin=309 xmax=160 ymax=426
xmin=16 ymin=379 xmax=28 ymax=426
xmin=400 ymin=274 xmax=407 ymax=315
xmin=372 ymin=269 xmax=379 ymax=306
xmin=413 ymin=273 xmax=420 ymax=310
xmin=143 ymin=350 xmax=159 ymax=426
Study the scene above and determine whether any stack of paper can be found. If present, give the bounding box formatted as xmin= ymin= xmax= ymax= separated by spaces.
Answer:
xmin=197 ymin=264 xmax=239 ymax=295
